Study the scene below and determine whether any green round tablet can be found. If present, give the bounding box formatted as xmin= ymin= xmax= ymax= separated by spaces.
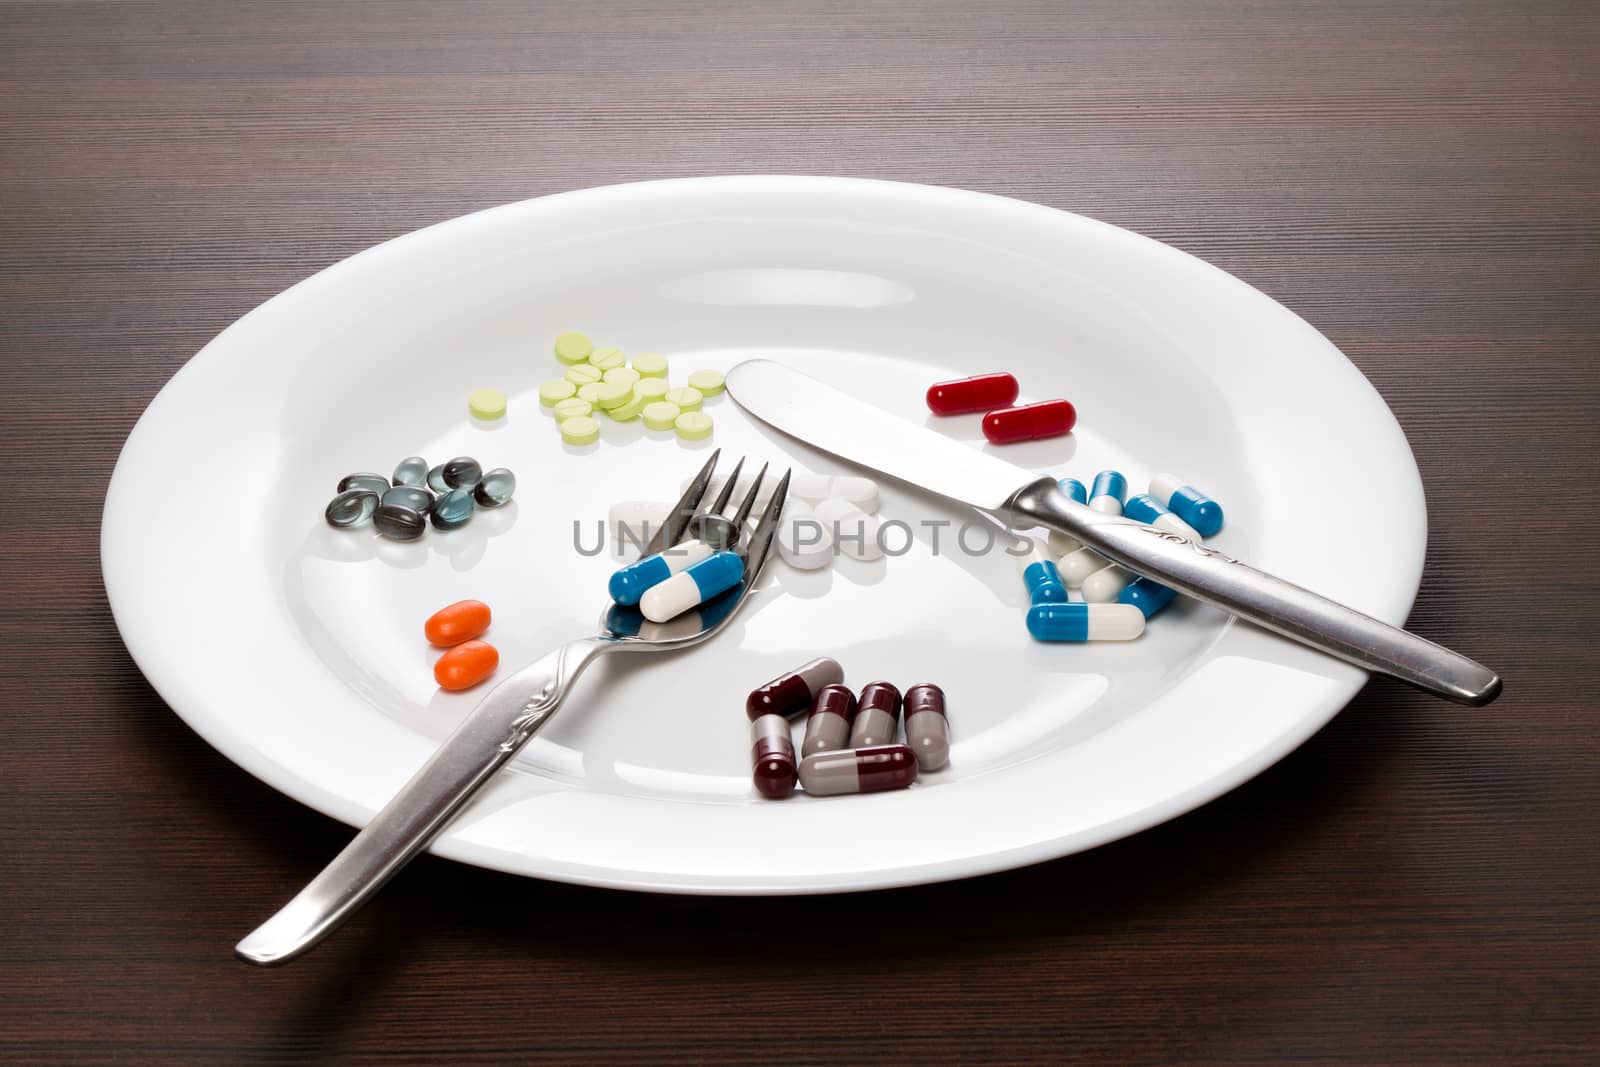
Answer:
xmin=565 ymin=363 xmax=603 ymax=386
xmin=607 ymin=390 xmax=648 ymax=421
xmin=603 ymin=367 xmax=640 ymax=390
xmin=468 ymin=388 xmax=507 ymax=420
xmin=633 ymin=378 xmax=671 ymax=402
xmin=588 ymin=347 xmax=626 ymax=371
xmin=686 ymin=369 xmax=724 ymax=396
xmin=631 ymin=352 xmax=668 ymax=378
xmin=554 ymin=331 xmax=592 ymax=364
xmin=559 ymin=415 xmax=600 ymax=446
xmin=577 ymin=382 xmax=607 ymax=403
xmin=664 ymin=386 xmax=703 ymax=412
xmin=592 ymin=381 xmax=632 ymax=410
xmin=673 ymin=411 xmax=713 ymax=441
xmin=552 ymin=397 xmax=592 ymax=420
xmin=642 ymin=401 xmax=681 ymax=430
xmin=538 ymin=378 xmax=577 ymax=406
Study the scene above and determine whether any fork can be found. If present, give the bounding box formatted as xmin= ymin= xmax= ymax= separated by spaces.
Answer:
xmin=236 ymin=452 xmax=791 ymax=965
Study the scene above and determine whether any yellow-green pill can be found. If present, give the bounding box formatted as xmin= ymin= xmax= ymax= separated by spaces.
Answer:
xmin=632 ymin=352 xmax=668 ymax=378
xmin=593 ymin=381 xmax=632 ymax=410
xmin=607 ymin=390 xmax=648 ymax=421
xmin=559 ymin=415 xmax=600 ymax=446
xmin=642 ymin=401 xmax=681 ymax=430
xmin=566 ymin=363 xmax=603 ymax=386
xmin=554 ymin=331 xmax=592 ymax=364
xmin=578 ymin=382 xmax=607 ymax=403
xmin=687 ymin=369 xmax=724 ymax=396
xmin=468 ymin=388 xmax=508 ymax=420
xmin=539 ymin=378 xmax=577 ymax=406
xmin=603 ymin=367 xmax=640 ymax=390
xmin=665 ymin=386 xmax=703 ymax=412
xmin=674 ymin=411 xmax=713 ymax=441
xmin=634 ymin=378 xmax=670 ymax=402
xmin=588 ymin=347 xmax=626 ymax=371
xmin=552 ymin=397 xmax=592 ymax=420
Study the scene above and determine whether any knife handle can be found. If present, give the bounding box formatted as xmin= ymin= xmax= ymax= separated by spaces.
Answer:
xmin=234 ymin=636 xmax=610 ymax=965
xmin=1005 ymin=477 xmax=1501 ymax=706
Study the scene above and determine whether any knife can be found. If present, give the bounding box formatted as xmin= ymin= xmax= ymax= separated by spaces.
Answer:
xmin=726 ymin=359 xmax=1500 ymax=706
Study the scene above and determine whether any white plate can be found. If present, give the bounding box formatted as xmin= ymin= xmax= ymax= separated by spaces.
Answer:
xmin=102 ymin=177 xmax=1425 ymax=894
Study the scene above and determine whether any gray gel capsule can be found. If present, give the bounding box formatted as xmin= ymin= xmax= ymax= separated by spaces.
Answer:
xmin=798 ymin=744 xmax=918 ymax=797
xmin=427 ymin=463 xmax=450 ymax=494
xmin=849 ymin=681 xmax=901 ymax=748
xmin=903 ymin=683 xmax=950 ymax=771
xmin=393 ymin=456 xmax=429 ymax=487
xmin=473 ymin=467 xmax=516 ymax=508
xmin=337 ymin=472 xmax=389 ymax=495
xmin=382 ymin=485 xmax=434 ymax=514
xmin=442 ymin=456 xmax=483 ymax=489
xmin=373 ymin=503 xmax=426 ymax=541
xmin=324 ymin=489 xmax=378 ymax=528
xmin=803 ymin=684 xmax=858 ymax=757
xmin=430 ymin=488 xmax=475 ymax=530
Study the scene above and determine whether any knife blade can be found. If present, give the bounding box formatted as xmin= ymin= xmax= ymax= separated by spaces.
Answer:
xmin=726 ymin=359 xmax=1501 ymax=706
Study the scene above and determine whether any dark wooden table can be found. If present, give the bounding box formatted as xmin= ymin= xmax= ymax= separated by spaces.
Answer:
xmin=3 ymin=1 xmax=1596 ymax=1062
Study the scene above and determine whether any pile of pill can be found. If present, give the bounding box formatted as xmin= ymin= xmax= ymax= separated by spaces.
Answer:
xmin=323 ymin=455 xmax=516 ymax=540
xmin=1023 ymin=470 xmax=1226 ymax=642
xmin=744 ymin=658 xmax=950 ymax=800
xmin=926 ymin=372 xmax=1076 ymax=444
xmin=425 ymin=599 xmax=499 ymax=690
xmin=543 ymin=330 xmax=726 ymax=446
xmin=608 ymin=467 xmax=886 ymax=576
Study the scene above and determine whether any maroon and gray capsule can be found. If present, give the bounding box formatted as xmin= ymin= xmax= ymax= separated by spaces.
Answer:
xmin=745 ymin=656 xmax=845 ymax=720
xmin=798 ymin=744 xmax=919 ymax=797
xmin=848 ymin=681 xmax=902 ymax=748
xmin=802 ymin=684 xmax=858 ymax=757
xmin=748 ymin=710 xmax=798 ymax=800
xmin=903 ymin=683 xmax=950 ymax=771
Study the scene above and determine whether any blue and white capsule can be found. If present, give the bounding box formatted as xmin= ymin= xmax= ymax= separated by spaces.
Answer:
xmin=1026 ymin=602 xmax=1145 ymax=642
xmin=1123 ymin=494 xmax=1203 ymax=543
xmin=1059 ymin=545 xmax=1109 ymax=587
xmin=1057 ymin=477 xmax=1088 ymax=505
xmin=1019 ymin=538 xmax=1067 ymax=605
xmin=609 ymin=540 xmax=715 ymax=606
xmin=1081 ymin=563 xmax=1136 ymax=604
xmin=1119 ymin=577 xmax=1178 ymax=619
xmin=1089 ymin=470 xmax=1128 ymax=515
xmin=640 ymin=550 xmax=745 ymax=623
xmin=1149 ymin=473 xmax=1224 ymax=537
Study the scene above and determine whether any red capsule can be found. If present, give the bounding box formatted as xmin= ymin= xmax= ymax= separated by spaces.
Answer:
xmin=926 ymin=373 xmax=1020 ymax=415
xmin=903 ymin=683 xmax=950 ymax=771
xmin=849 ymin=681 xmax=902 ymax=748
xmin=746 ymin=657 xmax=844 ymax=720
xmin=750 ymin=713 xmax=798 ymax=799
xmin=798 ymin=744 xmax=919 ymax=796
xmin=982 ymin=399 xmax=1076 ymax=444
xmin=802 ymin=683 xmax=859 ymax=756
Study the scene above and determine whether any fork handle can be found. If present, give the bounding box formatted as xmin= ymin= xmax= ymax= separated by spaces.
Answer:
xmin=1006 ymin=477 xmax=1501 ymax=706
xmin=235 ymin=636 xmax=611 ymax=965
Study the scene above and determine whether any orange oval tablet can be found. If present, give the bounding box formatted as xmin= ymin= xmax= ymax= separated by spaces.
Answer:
xmin=434 ymin=640 xmax=499 ymax=691
xmin=424 ymin=599 xmax=491 ymax=647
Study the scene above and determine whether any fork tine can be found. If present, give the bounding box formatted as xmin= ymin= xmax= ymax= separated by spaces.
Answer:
xmin=644 ymin=447 xmax=720 ymax=555
xmin=740 ymin=468 xmax=790 ymax=569
xmin=728 ymin=461 xmax=768 ymax=531
xmin=709 ymin=456 xmax=745 ymax=516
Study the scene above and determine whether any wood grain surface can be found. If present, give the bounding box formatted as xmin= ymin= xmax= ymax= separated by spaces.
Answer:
xmin=2 ymin=1 xmax=1596 ymax=1062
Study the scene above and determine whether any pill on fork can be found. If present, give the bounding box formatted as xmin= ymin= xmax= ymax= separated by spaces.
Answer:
xmin=849 ymin=681 xmax=902 ymax=747
xmin=902 ymin=683 xmax=950 ymax=771
xmin=1026 ymin=602 xmax=1145 ymax=642
xmin=746 ymin=657 xmax=846 ymax=720
xmin=639 ymin=550 xmax=744 ymax=622
xmin=799 ymin=745 xmax=918 ymax=797
xmin=1148 ymin=474 xmax=1225 ymax=537
xmin=1089 ymin=470 xmax=1128 ymax=515
xmin=803 ymin=684 xmax=859 ymax=756
xmin=1123 ymin=494 xmax=1203 ymax=542
xmin=609 ymin=541 xmax=716 ymax=606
